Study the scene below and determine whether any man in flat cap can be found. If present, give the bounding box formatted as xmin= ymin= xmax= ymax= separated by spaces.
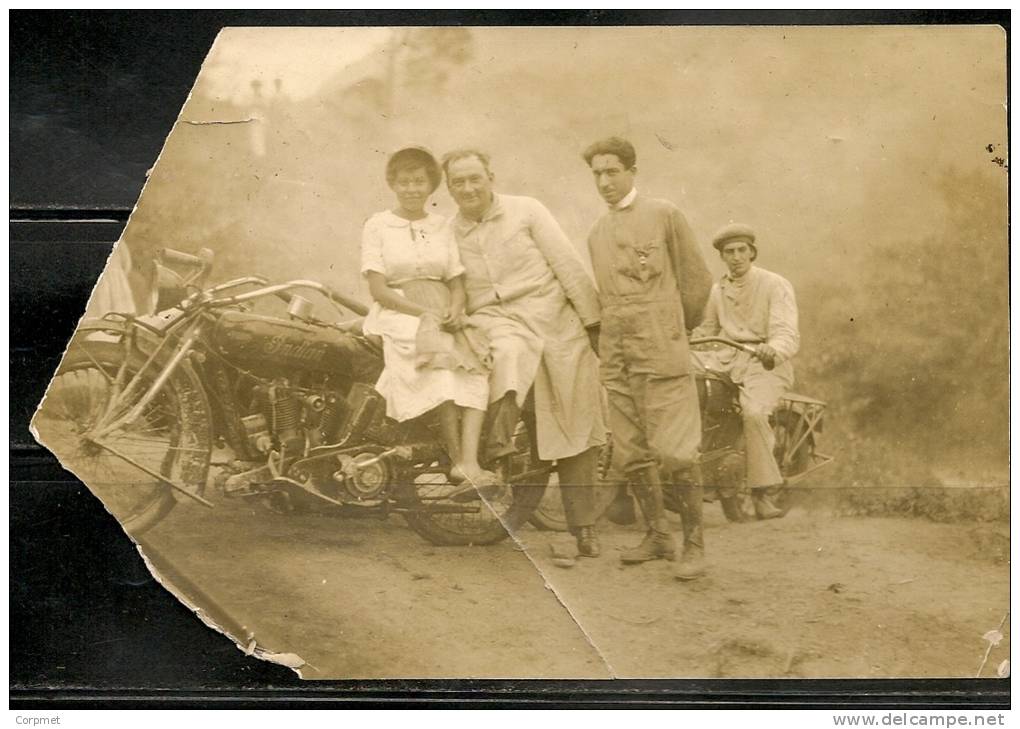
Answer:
xmin=692 ymin=223 xmax=800 ymax=518
xmin=583 ymin=136 xmax=713 ymax=580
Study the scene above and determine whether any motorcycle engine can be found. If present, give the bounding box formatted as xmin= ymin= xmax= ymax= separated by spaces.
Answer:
xmin=240 ymin=379 xmax=350 ymax=457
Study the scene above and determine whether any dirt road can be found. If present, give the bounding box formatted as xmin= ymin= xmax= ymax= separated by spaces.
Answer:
xmin=141 ymin=496 xmax=1009 ymax=680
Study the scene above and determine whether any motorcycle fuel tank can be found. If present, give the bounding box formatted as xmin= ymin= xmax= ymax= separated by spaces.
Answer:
xmin=211 ymin=310 xmax=382 ymax=382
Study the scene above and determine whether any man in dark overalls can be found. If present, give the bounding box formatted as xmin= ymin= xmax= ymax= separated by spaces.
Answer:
xmin=583 ymin=137 xmax=713 ymax=580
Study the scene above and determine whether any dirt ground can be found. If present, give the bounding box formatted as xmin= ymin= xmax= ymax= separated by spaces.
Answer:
xmin=138 ymin=492 xmax=1010 ymax=680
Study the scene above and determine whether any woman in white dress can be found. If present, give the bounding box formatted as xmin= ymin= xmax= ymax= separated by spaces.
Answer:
xmin=361 ymin=147 xmax=497 ymax=488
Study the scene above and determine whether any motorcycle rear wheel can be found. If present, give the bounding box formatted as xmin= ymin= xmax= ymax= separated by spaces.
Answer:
xmin=33 ymin=339 xmax=212 ymax=535
xmin=401 ymin=418 xmax=549 ymax=546
xmin=719 ymin=411 xmax=817 ymax=522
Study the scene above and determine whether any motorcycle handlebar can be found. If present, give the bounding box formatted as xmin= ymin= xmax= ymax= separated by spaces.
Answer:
xmin=324 ymin=286 xmax=370 ymax=317
xmin=206 ymin=276 xmax=270 ymax=294
xmin=158 ymin=247 xmax=211 ymax=269
xmin=207 ymin=280 xmax=370 ymax=317
xmin=689 ymin=336 xmax=775 ymax=371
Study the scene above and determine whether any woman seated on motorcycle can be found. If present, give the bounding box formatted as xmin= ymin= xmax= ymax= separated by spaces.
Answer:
xmin=360 ymin=146 xmax=497 ymax=489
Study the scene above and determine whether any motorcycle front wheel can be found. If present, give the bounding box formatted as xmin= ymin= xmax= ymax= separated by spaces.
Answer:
xmin=33 ymin=339 xmax=213 ymax=535
xmin=401 ymin=418 xmax=549 ymax=546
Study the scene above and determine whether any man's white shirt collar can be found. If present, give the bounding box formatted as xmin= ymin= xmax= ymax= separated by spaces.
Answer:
xmin=612 ymin=187 xmax=638 ymax=210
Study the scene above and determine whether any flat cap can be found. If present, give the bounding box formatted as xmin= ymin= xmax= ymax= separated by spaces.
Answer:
xmin=712 ymin=223 xmax=756 ymax=251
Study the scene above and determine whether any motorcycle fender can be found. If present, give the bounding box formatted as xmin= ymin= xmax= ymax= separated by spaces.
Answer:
xmin=71 ymin=316 xmax=132 ymax=342
xmin=70 ymin=313 xmax=191 ymax=359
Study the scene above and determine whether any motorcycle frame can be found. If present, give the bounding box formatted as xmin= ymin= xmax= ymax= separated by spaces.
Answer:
xmin=79 ymin=277 xmax=368 ymax=472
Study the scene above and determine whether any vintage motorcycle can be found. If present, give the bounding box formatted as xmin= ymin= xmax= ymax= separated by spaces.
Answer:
xmin=528 ymin=337 xmax=834 ymax=530
xmin=34 ymin=250 xmax=553 ymax=546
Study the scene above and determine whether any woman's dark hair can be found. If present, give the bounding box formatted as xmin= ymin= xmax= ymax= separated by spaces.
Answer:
xmin=386 ymin=146 xmax=442 ymax=193
xmin=582 ymin=136 xmax=637 ymax=169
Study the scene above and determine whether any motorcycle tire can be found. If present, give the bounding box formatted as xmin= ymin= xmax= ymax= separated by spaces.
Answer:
xmin=402 ymin=418 xmax=549 ymax=546
xmin=526 ymin=476 xmax=622 ymax=532
xmin=33 ymin=339 xmax=213 ymax=535
xmin=527 ymin=440 xmax=617 ymax=532
xmin=719 ymin=411 xmax=817 ymax=522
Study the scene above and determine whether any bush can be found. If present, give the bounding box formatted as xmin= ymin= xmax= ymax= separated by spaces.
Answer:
xmin=799 ymin=167 xmax=1008 ymax=462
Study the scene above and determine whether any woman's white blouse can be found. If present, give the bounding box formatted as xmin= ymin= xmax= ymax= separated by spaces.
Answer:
xmin=360 ymin=209 xmax=464 ymax=286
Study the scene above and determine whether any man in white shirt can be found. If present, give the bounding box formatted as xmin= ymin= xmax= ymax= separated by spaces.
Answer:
xmin=692 ymin=223 xmax=800 ymax=518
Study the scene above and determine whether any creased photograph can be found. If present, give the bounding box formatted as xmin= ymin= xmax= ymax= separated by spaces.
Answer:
xmin=31 ymin=24 xmax=1009 ymax=680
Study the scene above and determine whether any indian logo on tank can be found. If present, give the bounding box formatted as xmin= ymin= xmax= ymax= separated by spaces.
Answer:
xmin=263 ymin=335 xmax=326 ymax=363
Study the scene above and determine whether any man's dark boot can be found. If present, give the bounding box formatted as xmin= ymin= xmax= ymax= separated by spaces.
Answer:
xmin=620 ymin=467 xmax=676 ymax=564
xmin=674 ymin=473 xmax=707 ymax=581
xmin=575 ymin=525 xmax=601 ymax=558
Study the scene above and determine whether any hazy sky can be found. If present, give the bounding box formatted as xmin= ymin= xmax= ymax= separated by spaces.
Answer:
xmin=137 ymin=25 xmax=1006 ymax=294
xmin=197 ymin=27 xmax=390 ymax=104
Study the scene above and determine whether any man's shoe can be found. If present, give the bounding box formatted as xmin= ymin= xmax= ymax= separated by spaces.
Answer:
xmin=674 ymin=547 xmax=706 ymax=581
xmin=620 ymin=529 xmax=676 ymax=564
xmin=576 ymin=526 xmax=601 ymax=558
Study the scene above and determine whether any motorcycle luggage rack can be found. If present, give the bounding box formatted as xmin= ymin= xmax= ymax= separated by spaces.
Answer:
xmin=775 ymin=394 xmax=834 ymax=483
xmin=784 ymin=451 xmax=834 ymax=484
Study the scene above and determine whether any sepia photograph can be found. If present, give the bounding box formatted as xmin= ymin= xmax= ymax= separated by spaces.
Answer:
xmin=28 ymin=22 xmax=1009 ymax=682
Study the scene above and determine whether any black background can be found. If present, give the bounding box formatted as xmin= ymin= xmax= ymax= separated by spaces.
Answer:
xmin=10 ymin=10 xmax=1010 ymax=708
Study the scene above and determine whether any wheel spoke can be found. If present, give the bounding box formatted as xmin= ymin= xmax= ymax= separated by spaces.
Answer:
xmin=36 ymin=342 xmax=211 ymax=531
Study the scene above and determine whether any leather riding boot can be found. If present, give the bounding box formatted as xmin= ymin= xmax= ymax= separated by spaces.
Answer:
xmin=674 ymin=476 xmax=707 ymax=581
xmin=752 ymin=486 xmax=783 ymax=519
xmin=620 ymin=466 xmax=676 ymax=564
